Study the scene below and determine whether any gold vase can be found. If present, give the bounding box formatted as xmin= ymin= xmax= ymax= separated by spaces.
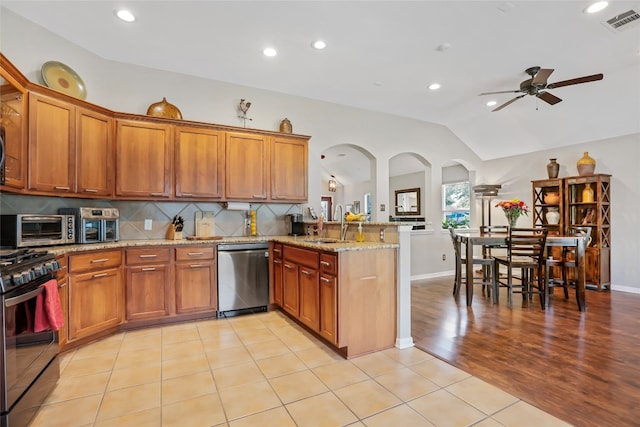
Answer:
xmin=577 ymin=152 xmax=596 ymax=176
xmin=582 ymin=183 xmax=594 ymax=203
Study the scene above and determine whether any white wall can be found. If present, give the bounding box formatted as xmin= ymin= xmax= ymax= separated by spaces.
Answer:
xmin=2 ymin=9 xmax=638 ymax=291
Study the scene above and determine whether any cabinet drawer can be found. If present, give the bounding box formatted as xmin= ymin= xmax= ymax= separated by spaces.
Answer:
xmin=284 ymin=245 xmax=319 ymax=268
xmin=69 ymin=249 xmax=122 ymax=273
xmin=176 ymin=246 xmax=215 ymax=261
xmin=126 ymin=247 xmax=171 ymax=265
xmin=272 ymin=243 xmax=283 ymax=259
xmin=320 ymin=253 xmax=337 ymax=275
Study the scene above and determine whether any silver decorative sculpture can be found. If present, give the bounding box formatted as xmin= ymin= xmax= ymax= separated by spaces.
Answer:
xmin=238 ymin=99 xmax=252 ymax=127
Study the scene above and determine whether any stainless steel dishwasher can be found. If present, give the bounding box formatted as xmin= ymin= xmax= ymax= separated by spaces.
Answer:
xmin=217 ymin=242 xmax=269 ymax=317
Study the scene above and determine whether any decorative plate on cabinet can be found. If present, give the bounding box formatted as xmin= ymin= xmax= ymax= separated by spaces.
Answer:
xmin=41 ymin=61 xmax=87 ymax=100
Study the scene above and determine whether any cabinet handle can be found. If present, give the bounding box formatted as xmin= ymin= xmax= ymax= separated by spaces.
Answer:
xmin=284 ymin=263 xmax=294 ymax=269
xmin=320 ymin=277 xmax=331 ymax=283
xmin=58 ymin=283 xmax=67 ymax=288
xmin=54 ymin=186 xmax=70 ymax=190
xmin=360 ymin=275 xmax=377 ymax=281
xmin=91 ymin=258 xmax=109 ymax=263
xmin=93 ymin=273 xmax=108 ymax=278
xmin=189 ymin=264 xmax=204 ymax=268
xmin=150 ymin=192 xmax=165 ymax=196
xmin=84 ymin=189 xmax=98 ymax=193
xmin=253 ymin=194 xmax=267 ymax=199
xmin=320 ymin=261 xmax=331 ymax=266
xmin=273 ymin=249 xmax=282 ymax=254
xmin=301 ymin=269 xmax=312 ymax=276
xmin=273 ymin=259 xmax=282 ymax=264
xmin=181 ymin=193 xmax=193 ymax=197
xmin=142 ymin=267 xmax=156 ymax=271
xmin=188 ymin=252 xmax=204 ymax=256
xmin=139 ymin=254 xmax=157 ymax=258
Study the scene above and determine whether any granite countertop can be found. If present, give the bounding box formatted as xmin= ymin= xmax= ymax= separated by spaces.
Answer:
xmin=47 ymin=235 xmax=398 ymax=255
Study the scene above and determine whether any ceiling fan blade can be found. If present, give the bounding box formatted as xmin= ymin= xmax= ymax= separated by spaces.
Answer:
xmin=537 ymin=91 xmax=562 ymax=105
xmin=547 ymin=73 xmax=603 ymax=89
xmin=479 ymin=89 xmax=523 ymax=96
xmin=532 ymin=68 xmax=554 ymax=86
xmin=492 ymin=94 xmax=526 ymax=112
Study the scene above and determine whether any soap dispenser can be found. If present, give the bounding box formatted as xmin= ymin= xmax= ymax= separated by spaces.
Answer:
xmin=356 ymin=222 xmax=365 ymax=242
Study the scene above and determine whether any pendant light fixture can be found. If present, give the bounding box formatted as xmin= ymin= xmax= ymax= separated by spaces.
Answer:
xmin=328 ymin=175 xmax=337 ymax=192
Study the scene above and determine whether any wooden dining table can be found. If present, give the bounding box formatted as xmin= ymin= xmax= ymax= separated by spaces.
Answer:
xmin=453 ymin=230 xmax=588 ymax=311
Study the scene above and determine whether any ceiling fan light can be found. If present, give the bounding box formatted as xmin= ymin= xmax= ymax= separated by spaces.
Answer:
xmin=585 ymin=1 xmax=608 ymax=14
xmin=486 ymin=100 xmax=497 ymax=107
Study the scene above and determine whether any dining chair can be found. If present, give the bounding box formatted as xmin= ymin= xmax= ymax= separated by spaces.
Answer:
xmin=493 ymin=227 xmax=548 ymax=309
xmin=544 ymin=226 xmax=591 ymax=307
xmin=449 ymin=228 xmax=494 ymax=299
xmin=479 ymin=225 xmax=509 ymax=280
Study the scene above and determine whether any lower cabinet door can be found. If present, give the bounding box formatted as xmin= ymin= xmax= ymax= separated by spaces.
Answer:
xmin=298 ymin=267 xmax=319 ymax=330
xmin=282 ymin=262 xmax=299 ymax=316
xmin=319 ymin=274 xmax=338 ymax=344
xmin=125 ymin=265 xmax=172 ymax=320
xmin=175 ymin=262 xmax=216 ymax=314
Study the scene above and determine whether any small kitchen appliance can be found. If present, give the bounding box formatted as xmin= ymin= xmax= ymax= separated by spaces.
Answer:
xmin=285 ymin=213 xmax=304 ymax=236
xmin=0 ymin=214 xmax=75 ymax=248
xmin=59 ymin=207 xmax=119 ymax=244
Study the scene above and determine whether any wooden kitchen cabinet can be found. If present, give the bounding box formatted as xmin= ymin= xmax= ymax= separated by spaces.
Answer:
xmin=270 ymin=243 xmax=284 ymax=306
xmin=282 ymin=245 xmax=321 ymax=331
xmin=76 ymin=108 xmax=114 ymax=196
xmin=0 ymin=56 xmax=27 ymax=189
xmin=68 ymin=249 xmax=123 ymax=341
xmin=174 ymin=126 xmax=225 ymax=199
xmin=115 ymin=119 xmax=172 ymax=198
xmin=55 ymin=255 xmax=69 ymax=349
xmin=319 ymin=253 xmax=338 ymax=344
xmin=282 ymin=259 xmax=300 ymax=317
xmin=270 ymin=135 xmax=308 ymax=201
xmin=174 ymin=246 xmax=217 ymax=314
xmin=225 ymin=131 xmax=269 ymax=201
xmin=125 ymin=247 xmax=172 ymax=321
xmin=28 ymin=92 xmax=75 ymax=193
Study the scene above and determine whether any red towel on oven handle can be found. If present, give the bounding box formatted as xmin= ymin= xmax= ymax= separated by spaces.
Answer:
xmin=34 ymin=279 xmax=64 ymax=332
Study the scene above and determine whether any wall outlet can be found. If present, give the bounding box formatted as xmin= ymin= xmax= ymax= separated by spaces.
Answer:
xmin=144 ymin=219 xmax=152 ymax=230
xmin=442 ymin=254 xmax=446 ymax=261
xmin=379 ymin=229 xmax=385 ymax=241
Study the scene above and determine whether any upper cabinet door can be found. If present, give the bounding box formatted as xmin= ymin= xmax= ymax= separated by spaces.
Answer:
xmin=225 ymin=132 xmax=269 ymax=201
xmin=28 ymin=93 xmax=76 ymax=193
xmin=115 ymin=119 xmax=172 ymax=198
xmin=76 ymin=108 xmax=114 ymax=197
xmin=174 ymin=126 xmax=224 ymax=199
xmin=0 ymin=76 xmax=27 ymax=189
xmin=271 ymin=136 xmax=308 ymax=202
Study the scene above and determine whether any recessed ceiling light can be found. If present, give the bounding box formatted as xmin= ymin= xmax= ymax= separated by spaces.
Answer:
xmin=311 ymin=40 xmax=327 ymax=50
xmin=585 ymin=1 xmax=608 ymax=14
xmin=373 ymin=81 xmax=383 ymax=87
xmin=114 ymin=9 xmax=135 ymax=22
xmin=262 ymin=47 xmax=277 ymax=57
xmin=486 ymin=100 xmax=497 ymax=107
xmin=428 ymin=83 xmax=441 ymax=91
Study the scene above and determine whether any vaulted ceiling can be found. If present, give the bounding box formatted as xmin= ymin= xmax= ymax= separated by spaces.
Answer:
xmin=4 ymin=1 xmax=639 ymax=167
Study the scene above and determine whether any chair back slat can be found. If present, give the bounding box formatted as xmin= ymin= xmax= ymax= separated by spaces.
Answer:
xmin=480 ymin=225 xmax=509 ymax=235
xmin=449 ymin=228 xmax=461 ymax=258
xmin=508 ymin=227 xmax=548 ymax=260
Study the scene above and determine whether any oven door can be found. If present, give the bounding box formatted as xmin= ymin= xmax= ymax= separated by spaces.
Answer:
xmin=1 ymin=276 xmax=59 ymax=424
xmin=103 ymin=219 xmax=119 ymax=242
xmin=79 ymin=218 xmax=101 ymax=244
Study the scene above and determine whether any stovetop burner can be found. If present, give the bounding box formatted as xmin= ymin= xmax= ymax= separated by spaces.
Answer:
xmin=0 ymin=249 xmax=59 ymax=294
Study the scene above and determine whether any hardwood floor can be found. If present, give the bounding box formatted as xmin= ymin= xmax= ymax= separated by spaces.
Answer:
xmin=411 ymin=276 xmax=640 ymax=427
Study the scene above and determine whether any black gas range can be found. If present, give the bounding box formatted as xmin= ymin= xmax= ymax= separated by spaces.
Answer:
xmin=0 ymin=248 xmax=60 ymax=294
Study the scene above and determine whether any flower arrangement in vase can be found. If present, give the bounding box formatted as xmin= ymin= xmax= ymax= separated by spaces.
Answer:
xmin=496 ymin=198 xmax=530 ymax=228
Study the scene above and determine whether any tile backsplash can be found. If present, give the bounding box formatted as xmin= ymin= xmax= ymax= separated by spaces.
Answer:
xmin=0 ymin=195 xmax=302 ymax=240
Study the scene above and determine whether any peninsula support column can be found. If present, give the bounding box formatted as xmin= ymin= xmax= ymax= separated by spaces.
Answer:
xmin=396 ymin=225 xmax=414 ymax=349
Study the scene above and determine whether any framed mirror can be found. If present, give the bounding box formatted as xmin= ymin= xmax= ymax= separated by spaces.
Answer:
xmin=395 ymin=188 xmax=420 ymax=216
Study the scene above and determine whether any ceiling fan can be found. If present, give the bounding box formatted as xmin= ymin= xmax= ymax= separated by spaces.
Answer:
xmin=479 ymin=66 xmax=603 ymax=112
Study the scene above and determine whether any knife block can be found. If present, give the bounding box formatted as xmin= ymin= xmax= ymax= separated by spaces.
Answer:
xmin=166 ymin=225 xmax=183 ymax=240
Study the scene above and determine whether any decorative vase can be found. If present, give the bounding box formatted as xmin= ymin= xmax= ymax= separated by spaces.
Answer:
xmin=279 ymin=118 xmax=292 ymax=133
xmin=582 ymin=183 xmax=594 ymax=203
xmin=547 ymin=158 xmax=560 ymax=179
xmin=577 ymin=152 xmax=596 ymax=176
xmin=545 ymin=207 xmax=560 ymax=225
xmin=146 ymin=97 xmax=183 ymax=119
xmin=544 ymin=192 xmax=560 ymax=205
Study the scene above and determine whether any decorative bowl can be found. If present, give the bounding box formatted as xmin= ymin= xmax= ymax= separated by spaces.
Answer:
xmin=544 ymin=192 xmax=560 ymax=205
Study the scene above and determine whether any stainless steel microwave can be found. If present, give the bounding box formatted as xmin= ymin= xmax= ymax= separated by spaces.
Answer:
xmin=0 ymin=214 xmax=76 ymax=248
xmin=59 ymin=207 xmax=119 ymax=244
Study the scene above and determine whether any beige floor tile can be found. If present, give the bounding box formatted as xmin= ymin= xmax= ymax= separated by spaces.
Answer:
xmin=60 ymin=354 xmax=117 ymax=379
xmin=245 ymin=337 xmax=291 ymax=360
xmin=409 ymin=357 xmax=472 ymax=387
xmin=97 ymin=382 xmax=161 ymax=421
xmin=29 ymin=394 xmax=102 ymax=427
xmin=350 ymin=351 xmax=406 ymax=377
xmin=228 ymin=406 xmax=297 ymax=427
xmin=312 ymin=360 xmax=369 ymax=390
xmin=162 ymin=370 xmax=217 ymax=405
xmin=93 ymin=407 xmax=161 ymax=427
xmin=212 ymin=360 xmax=266 ymax=389
xmin=333 ymin=379 xmax=402 ymax=419
xmin=408 ymin=389 xmax=487 ymax=426
xmin=256 ymin=352 xmax=308 ymax=378
xmin=162 ymin=352 xmax=210 ymax=379
xmin=268 ymin=370 xmax=329 ymax=403
xmin=206 ymin=345 xmax=254 ymax=369
xmin=107 ymin=362 xmax=161 ymax=390
xmin=276 ymin=330 xmax=319 ymax=351
xmin=286 ymin=391 xmax=358 ymax=427
xmin=120 ymin=330 xmax=162 ymax=352
xmin=45 ymin=371 xmax=110 ymax=404
xmin=218 ymin=381 xmax=282 ymax=421
xmin=114 ymin=347 xmax=161 ymax=371
xmin=374 ymin=367 xmax=440 ymax=401
xmin=162 ymin=339 xmax=205 ymax=361
xmin=473 ymin=417 xmax=509 ymax=427
xmin=235 ymin=327 xmax=278 ymax=345
xmin=295 ymin=345 xmax=344 ymax=368
xmin=71 ymin=335 xmax=122 ymax=360
xmin=162 ymin=326 xmax=201 ymax=344
xmin=161 ymin=393 xmax=227 ymax=426
xmin=361 ymin=404 xmax=435 ymax=427
xmin=201 ymin=329 xmax=244 ymax=351
xmin=446 ymin=376 xmax=519 ymax=415
xmin=381 ymin=346 xmax=435 ymax=366
xmin=492 ymin=401 xmax=574 ymax=427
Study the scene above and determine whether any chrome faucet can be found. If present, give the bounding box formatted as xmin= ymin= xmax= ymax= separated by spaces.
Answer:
xmin=334 ymin=204 xmax=348 ymax=241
